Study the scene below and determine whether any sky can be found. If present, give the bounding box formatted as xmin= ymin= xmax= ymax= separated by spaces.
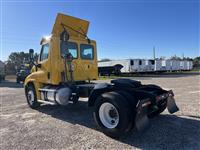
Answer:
xmin=0 ymin=0 xmax=199 ymax=61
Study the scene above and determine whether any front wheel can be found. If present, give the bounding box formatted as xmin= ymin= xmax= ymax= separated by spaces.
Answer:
xmin=25 ymin=85 xmax=40 ymax=109
xmin=93 ymin=92 xmax=134 ymax=138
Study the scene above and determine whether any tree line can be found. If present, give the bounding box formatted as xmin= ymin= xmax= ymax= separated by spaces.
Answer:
xmin=5 ymin=52 xmax=38 ymax=75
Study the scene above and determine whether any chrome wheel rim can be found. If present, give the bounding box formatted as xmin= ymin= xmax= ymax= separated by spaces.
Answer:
xmin=27 ymin=90 xmax=34 ymax=105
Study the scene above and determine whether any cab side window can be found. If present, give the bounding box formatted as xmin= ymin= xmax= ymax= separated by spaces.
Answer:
xmin=80 ymin=44 xmax=94 ymax=60
xmin=60 ymin=42 xmax=78 ymax=59
xmin=40 ymin=44 xmax=49 ymax=61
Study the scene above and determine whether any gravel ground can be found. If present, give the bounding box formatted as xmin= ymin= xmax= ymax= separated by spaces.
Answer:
xmin=0 ymin=74 xmax=200 ymax=150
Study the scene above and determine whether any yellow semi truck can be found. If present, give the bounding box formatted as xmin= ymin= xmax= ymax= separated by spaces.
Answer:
xmin=24 ymin=13 xmax=179 ymax=138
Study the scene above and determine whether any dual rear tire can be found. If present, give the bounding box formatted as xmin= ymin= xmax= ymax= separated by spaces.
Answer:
xmin=93 ymin=92 xmax=135 ymax=138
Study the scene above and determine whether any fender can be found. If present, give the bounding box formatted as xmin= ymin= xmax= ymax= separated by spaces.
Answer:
xmin=117 ymin=89 xmax=157 ymax=107
xmin=24 ymin=78 xmax=41 ymax=100
xmin=88 ymin=81 xmax=159 ymax=107
xmin=88 ymin=83 xmax=111 ymax=107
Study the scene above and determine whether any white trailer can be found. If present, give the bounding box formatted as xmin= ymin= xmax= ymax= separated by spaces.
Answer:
xmin=179 ymin=60 xmax=193 ymax=71
xmin=154 ymin=60 xmax=171 ymax=72
xmin=180 ymin=61 xmax=185 ymax=70
xmin=98 ymin=60 xmax=131 ymax=73
xmin=186 ymin=61 xmax=193 ymax=70
xmin=98 ymin=59 xmax=193 ymax=74
xmin=98 ymin=59 xmax=152 ymax=73
xmin=170 ymin=60 xmax=181 ymax=71
xmin=189 ymin=61 xmax=193 ymax=70
xmin=164 ymin=60 xmax=172 ymax=71
xmin=130 ymin=59 xmax=151 ymax=72
xmin=143 ymin=60 xmax=155 ymax=72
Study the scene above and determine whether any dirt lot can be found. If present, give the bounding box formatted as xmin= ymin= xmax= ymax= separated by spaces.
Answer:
xmin=0 ymin=74 xmax=200 ymax=150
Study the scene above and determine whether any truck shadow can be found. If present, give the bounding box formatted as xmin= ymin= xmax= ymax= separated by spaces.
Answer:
xmin=0 ymin=80 xmax=23 ymax=88
xmin=37 ymin=101 xmax=200 ymax=149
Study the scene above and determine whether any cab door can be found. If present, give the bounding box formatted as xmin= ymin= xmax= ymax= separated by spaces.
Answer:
xmin=37 ymin=43 xmax=51 ymax=84
xmin=78 ymin=43 xmax=98 ymax=81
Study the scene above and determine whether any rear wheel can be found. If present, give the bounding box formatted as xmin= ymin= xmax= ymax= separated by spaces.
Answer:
xmin=93 ymin=92 xmax=134 ymax=138
xmin=99 ymin=102 xmax=119 ymax=129
xmin=25 ymin=84 xmax=40 ymax=109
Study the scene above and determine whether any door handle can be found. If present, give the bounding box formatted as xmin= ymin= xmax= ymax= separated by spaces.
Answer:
xmin=47 ymin=72 xmax=50 ymax=79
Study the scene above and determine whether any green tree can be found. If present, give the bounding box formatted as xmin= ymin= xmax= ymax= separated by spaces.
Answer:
xmin=182 ymin=57 xmax=193 ymax=61
xmin=193 ymin=56 xmax=200 ymax=69
xmin=6 ymin=51 xmax=38 ymax=75
xmin=8 ymin=52 xmax=29 ymax=70
xmin=170 ymin=55 xmax=182 ymax=60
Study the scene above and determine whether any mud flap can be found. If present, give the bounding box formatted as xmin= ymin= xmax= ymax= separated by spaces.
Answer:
xmin=135 ymin=99 xmax=150 ymax=132
xmin=167 ymin=96 xmax=179 ymax=114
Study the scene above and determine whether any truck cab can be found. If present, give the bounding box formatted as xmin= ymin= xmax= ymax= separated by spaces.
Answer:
xmin=25 ymin=13 xmax=98 ymax=100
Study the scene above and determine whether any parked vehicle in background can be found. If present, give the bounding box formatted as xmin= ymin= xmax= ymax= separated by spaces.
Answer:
xmin=98 ymin=59 xmax=155 ymax=74
xmin=0 ymin=60 xmax=6 ymax=82
xmin=187 ymin=61 xmax=193 ymax=70
xmin=98 ymin=64 xmax=123 ymax=76
xmin=154 ymin=59 xmax=171 ymax=72
xmin=98 ymin=59 xmax=193 ymax=74
xmin=16 ymin=64 xmax=31 ymax=83
xmin=144 ymin=59 xmax=155 ymax=72
xmin=98 ymin=59 xmax=134 ymax=74
xmin=170 ymin=60 xmax=180 ymax=71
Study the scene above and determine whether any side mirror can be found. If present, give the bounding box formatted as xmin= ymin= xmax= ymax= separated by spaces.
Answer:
xmin=29 ymin=49 xmax=34 ymax=60
xmin=29 ymin=49 xmax=38 ymax=70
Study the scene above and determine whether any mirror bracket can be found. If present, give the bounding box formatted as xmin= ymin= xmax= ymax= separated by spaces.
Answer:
xmin=36 ymin=63 xmax=42 ymax=68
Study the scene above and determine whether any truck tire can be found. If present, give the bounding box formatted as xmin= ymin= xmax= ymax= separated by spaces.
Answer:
xmin=93 ymin=91 xmax=134 ymax=138
xmin=25 ymin=85 xmax=40 ymax=109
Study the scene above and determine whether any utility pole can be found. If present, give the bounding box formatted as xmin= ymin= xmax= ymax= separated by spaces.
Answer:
xmin=153 ymin=46 xmax=156 ymax=60
xmin=182 ymin=53 xmax=184 ymax=59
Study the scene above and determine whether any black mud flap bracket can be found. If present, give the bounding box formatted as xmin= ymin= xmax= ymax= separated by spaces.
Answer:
xmin=167 ymin=90 xmax=179 ymax=114
xmin=167 ymin=91 xmax=179 ymax=114
xmin=156 ymin=90 xmax=179 ymax=114
xmin=135 ymin=99 xmax=151 ymax=132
